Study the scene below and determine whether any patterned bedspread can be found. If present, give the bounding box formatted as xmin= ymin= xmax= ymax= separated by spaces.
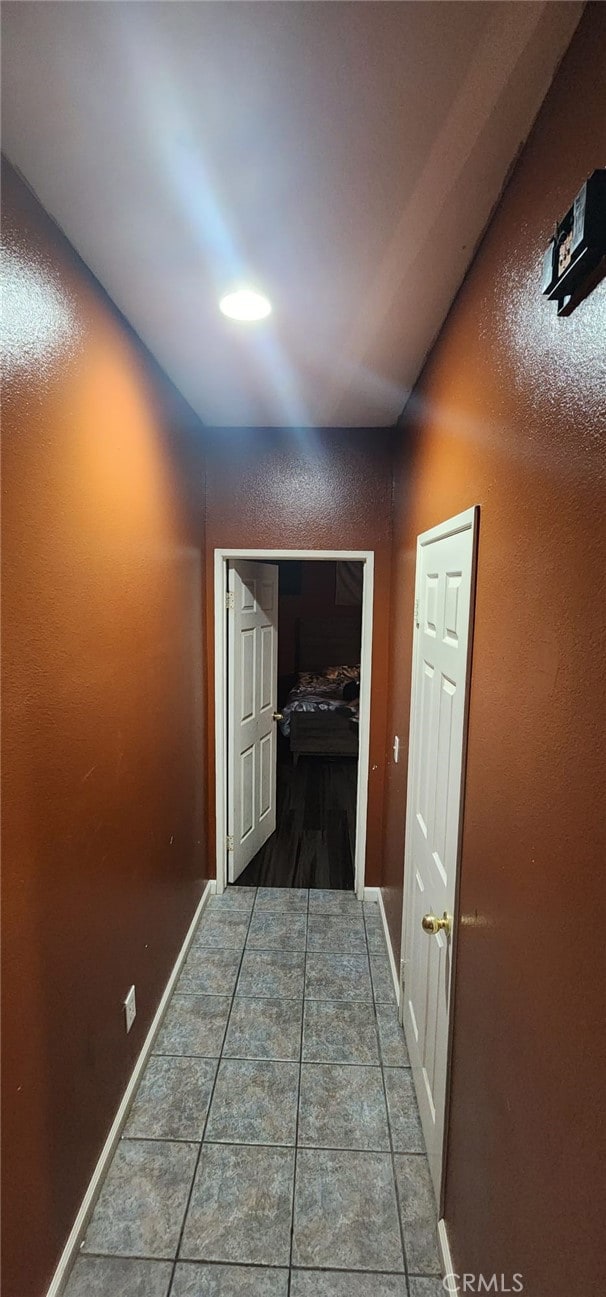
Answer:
xmin=279 ymin=666 xmax=360 ymax=737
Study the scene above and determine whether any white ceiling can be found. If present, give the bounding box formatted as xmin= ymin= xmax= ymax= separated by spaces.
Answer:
xmin=2 ymin=2 xmax=582 ymax=427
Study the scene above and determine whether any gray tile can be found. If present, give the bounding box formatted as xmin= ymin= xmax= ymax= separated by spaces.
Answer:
xmin=305 ymin=951 xmax=372 ymax=1001
xmin=364 ymin=915 xmax=388 ymax=953
xmin=124 ymin=1056 xmax=216 ymax=1141
xmin=302 ymin=1000 xmax=379 ymax=1064
xmin=178 ymin=948 xmax=241 ymax=996
xmin=291 ymin=1272 xmax=408 ymax=1297
xmin=82 ymin=1139 xmax=197 ymax=1258
xmin=384 ymin=1068 xmax=424 ymax=1152
xmin=298 ymin=1063 xmax=390 ymax=1150
xmin=192 ymin=911 xmax=250 ymax=950
xmin=246 ymin=910 xmax=307 ymax=951
xmin=308 ymin=889 xmax=361 ymax=916
xmin=236 ymin=948 xmax=305 ymax=999
xmin=209 ymin=887 xmax=256 ymax=912
xmin=394 ymin=1154 xmax=441 ymax=1275
xmin=370 ymin=950 xmax=397 ymax=1003
xmin=376 ymin=1002 xmax=410 ymax=1067
xmin=223 ymin=996 xmax=302 ymax=1061
xmin=408 ymin=1280 xmax=445 ymax=1297
xmin=180 ymin=1142 xmax=294 ymax=1265
xmin=172 ymin=1263 xmax=289 ymax=1296
xmin=153 ymin=995 xmax=231 ymax=1057
xmin=292 ymin=1148 xmax=403 ymax=1271
xmin=307 ymin=913 xmax=366 ymax=953
xmin=64 ymin=1256 xmax=172 ymax=1297
xmin=205 ymin=1058 xmax=299 ymax=1145
xmin=255 ymin=886 xmax=308 ymax=913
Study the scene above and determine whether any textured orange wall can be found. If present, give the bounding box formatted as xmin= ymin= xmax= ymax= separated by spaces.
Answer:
xmin=204 ymin=427 xmax=393 ymax=887
xmin=1 ymin=161 xmax=208 ymax=1297
xmin=381 ymin=8 xmax=606 ymax=1294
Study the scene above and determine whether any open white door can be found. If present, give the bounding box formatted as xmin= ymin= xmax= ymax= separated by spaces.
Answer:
xmin=401 ymin=507 xmax=478 ymax=1198
xmin=227 ymin=560 xmax=279 ymax=883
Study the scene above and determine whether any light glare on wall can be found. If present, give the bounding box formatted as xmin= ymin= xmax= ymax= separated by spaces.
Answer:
xmin=219 ymin=288 xmax=272 ymax=321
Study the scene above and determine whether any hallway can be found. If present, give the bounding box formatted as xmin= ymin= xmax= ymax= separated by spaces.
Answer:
xmin=64 ymin=889 xmax=441 ymax=1297
xmin=3 ymin=6 xmax=605 ymax=1294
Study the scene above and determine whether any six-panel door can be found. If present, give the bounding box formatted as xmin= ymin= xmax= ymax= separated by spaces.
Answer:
xmin=227 ymin=560 xmax=279 ymax=882
xmin=402 ymin=508 xmax=477 ymax=1198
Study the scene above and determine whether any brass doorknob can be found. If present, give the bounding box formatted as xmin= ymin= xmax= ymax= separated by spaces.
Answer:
xmin=422 ymin=912 xmax=451 ymax=936
xmin=273 ymin=712 xmax=284 ymax=722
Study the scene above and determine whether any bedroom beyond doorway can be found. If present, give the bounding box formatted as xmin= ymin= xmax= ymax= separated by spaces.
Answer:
xmin=239 ymin=560 xmax=361 ymax=889
xmin=236 ymin=560 xmax=362 ymax=890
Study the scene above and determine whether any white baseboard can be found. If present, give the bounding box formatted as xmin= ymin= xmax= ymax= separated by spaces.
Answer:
xmin=438 ymin=1217 xmax=458 ymax=1291
xmin=364 ymin=886 xmax=400 ymax=1006
xmin=46 ymin=879 xmax=216 ymax=1297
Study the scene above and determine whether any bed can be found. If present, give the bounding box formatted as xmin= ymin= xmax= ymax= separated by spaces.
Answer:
xmin=278 ymin=617 xmax=361 ymax=763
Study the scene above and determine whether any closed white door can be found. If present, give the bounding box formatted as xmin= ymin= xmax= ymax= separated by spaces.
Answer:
xmin=227 ymin=560 xmax=279 ymax=882
xmin=401 ymin=507 xmax=478 ymax=1196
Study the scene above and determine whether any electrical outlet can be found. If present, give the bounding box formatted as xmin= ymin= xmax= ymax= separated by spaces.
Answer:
xmin=124 ymin=985 xmax=136 ymax=1033
xmin=393 ymin=735 xmax=400 ymax=763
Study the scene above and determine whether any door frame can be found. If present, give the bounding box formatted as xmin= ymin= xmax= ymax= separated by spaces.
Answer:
xmin=214 ymin=547 xmax=374 ymax=898
xmin=399 ymin=505 xmax=479 ymax=1211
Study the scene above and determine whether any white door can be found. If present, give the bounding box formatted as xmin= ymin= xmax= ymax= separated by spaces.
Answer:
xmin=400 ymin=507 xmax=478 ymax=1196
xmin=227 ymin=560 xmax=279 ymax=882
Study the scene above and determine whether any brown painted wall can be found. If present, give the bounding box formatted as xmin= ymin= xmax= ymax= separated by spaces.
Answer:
xmin=1 ymin=162 xmax=208 ymax=1297
xmin=204 ymin=428 xmax=393 ymax=886
xmin=381 ymin=8 xmax=606 ymax=1295
xmin=277 ymin=560 xmax=361 ymax=681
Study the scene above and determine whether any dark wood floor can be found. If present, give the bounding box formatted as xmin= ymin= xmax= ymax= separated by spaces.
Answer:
xmin=237 ymin=746 xmax=357 ymax=890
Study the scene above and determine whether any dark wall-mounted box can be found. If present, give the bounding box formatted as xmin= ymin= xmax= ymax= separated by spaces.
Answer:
xmin=541 ymin=169 xmax=606 ymax=315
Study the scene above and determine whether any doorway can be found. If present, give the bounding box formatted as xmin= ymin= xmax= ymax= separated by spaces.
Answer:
xmin=214 ymin=549 xmax=374 ymax=899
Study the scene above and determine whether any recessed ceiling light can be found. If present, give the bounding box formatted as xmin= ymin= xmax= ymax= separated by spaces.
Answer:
xmin=219 ymin=288 xmax=272 ymax=321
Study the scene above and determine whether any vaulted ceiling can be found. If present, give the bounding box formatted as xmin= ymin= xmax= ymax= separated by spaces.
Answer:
xmin=2 ymin=2 xmax=582 ymax=426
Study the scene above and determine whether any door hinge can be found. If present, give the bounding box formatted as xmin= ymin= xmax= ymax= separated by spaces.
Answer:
xmin=225 ymin=591 xmax=235 ymax=611
xmin=414 ymin=597 xmax=420 ymax=628
xmin=225 ymin=834 xmax=234 ymax=852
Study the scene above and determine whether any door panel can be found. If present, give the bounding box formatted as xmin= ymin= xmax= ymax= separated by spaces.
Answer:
xmin=241 ymin=630 xmax=255 ymax=721
xmin=240 ymin=746 xmax=254 ymax=841
xmin=259 ymin=731 xmax=272 ymax=819
xmin=401 ymin=508 xmax=477 ymax=1198
xmin=227 ymin=560 xmax=279 ymax=882
xmin=260 ymin=624 xmax=273 ymax=711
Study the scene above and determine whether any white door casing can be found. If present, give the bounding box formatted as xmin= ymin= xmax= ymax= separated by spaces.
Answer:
xmin=400 ymin=507 xmax=478 ymax=1198
xmin=227 ymin=560 xmax=279 ymax=882
xmin=214 ymin=548 xmax=374 ymax=898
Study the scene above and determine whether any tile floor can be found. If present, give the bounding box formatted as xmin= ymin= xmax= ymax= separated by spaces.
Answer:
xmin=65 ymin=888 xmax=443 ymax=1297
